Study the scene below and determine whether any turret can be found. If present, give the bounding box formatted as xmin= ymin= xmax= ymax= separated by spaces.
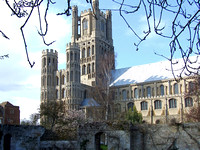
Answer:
xmin=71 ymin=6 xmax=79 ymax=43
xmin=106 ymin=10 xmax=113 ymax=44
xmin=41 ymin=49 xmax=58 ymax=103
xmin=66 ymin=42 xmax=80 ymax=83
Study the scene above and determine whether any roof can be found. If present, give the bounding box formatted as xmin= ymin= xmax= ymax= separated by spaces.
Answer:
xmin=0 ymin=101 xmax=14 ymax=107
xmin=110 ymin=56 xmax=200 ymax=86
xmin=80 ymin=98 xmax=100 ymax=108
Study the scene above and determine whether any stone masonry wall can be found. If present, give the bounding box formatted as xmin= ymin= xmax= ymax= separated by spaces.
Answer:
xmin=0 ymin=125 xmax=45 ymax=150
xmin=78 ymin=122 xmax=200 ymax=150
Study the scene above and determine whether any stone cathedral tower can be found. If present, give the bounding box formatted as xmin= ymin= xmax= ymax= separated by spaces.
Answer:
xmin=41 ymin=49 xmax=58 ymax=103
xmin=71 ymin=0 xmax=114 ymax=86
xmin=41 ymin=0 xmax=114 ymax=111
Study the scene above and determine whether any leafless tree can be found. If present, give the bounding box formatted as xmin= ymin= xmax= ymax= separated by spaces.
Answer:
xmin=1 ymin=0 xmax=199 ymax=77
xmin=185 ymin=76 xmax=200 ymax=122
xmin=91 ymin=50 xmax=115 ymax=120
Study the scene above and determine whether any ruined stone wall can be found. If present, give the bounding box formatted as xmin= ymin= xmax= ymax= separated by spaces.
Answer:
xmin=0 ymin=125 xmax=45 ymax=150
xmin=131 ymin=123 xmax=200 ymax=150
xmin=78 ymin=122 xmax=200 ymax=150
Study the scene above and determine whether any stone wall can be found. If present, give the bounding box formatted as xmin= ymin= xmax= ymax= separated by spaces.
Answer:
xmin=1 ymin=123 xmax=199 ymax=149
xmin=78 ymin=122 xmax=200 ymax=150
xmin=40 ymin=141 xmax=77 ymax=150
xmin=0 ymin=125 xmax=45 ymax=150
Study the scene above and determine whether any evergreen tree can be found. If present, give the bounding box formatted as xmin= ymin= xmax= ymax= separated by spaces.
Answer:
xmin=126 ymin=106 xmax=142 ymax=124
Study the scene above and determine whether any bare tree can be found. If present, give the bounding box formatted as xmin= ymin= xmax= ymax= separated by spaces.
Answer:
xmin=91 ymin=50 xmax=115 ymax=120
xmin=185 ymin=76 xmax=200 ymax=122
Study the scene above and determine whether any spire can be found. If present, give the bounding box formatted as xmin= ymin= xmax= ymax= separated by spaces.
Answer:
xmin=92 ymin=0 xmax=99 ymax=14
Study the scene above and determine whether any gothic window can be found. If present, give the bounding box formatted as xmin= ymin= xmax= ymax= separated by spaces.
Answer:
xmin=82 ymin=48 xmax=86 ymax=58
xmin=122 ymin=89 xmax=127 ymax=100
xmin=92 ymin=63 xmax=95 ymax=72
xmin=154 ymin=100 xmax=162 ymax=109
xmin=82 ymin=19 xmax=88 ymax=35
xmin=134 ymin=88 xmax=138 ymax=99
xmin=67 ymin=52 xmax=69 ymax=62
xmin=147 ymin=86 xmax=151 ymax=97
xmin=43 ymin=57 xmax=46 ymax=67
xmin=56 ymin=76 xmax=59 ymax=85
xmin=48 ymin=58 xmax=51 ymax=66
xmin=82 ymin=65 xmax=86 ymax=75
xmin=62 ymin=88 xmax=65 ymax=98
xmin=185 ymin=97 xmax=193 ymax=107
xmin=160 ymin=85 xmax=164 ymax=96
xmin=62 ymin=75 xmax=65 ymax=84
xmin=127 ymin=102 xmax=134 ymax=111
xmin=70 ymin=71 xmax=73 ymax=81
xmin=169 ymin=98 xmax=177 ymax=108
xmin=188 ymin=81 xmax=195 ymax=92
xmin=56 ymin=90 xmax=59 ymax=99
xmin=115 ymin=104 xmax=121 ymax=113
xmin=75 ymin=52 xmax=77 ymax=61
xmin=92 ymin=45 xmax=94 ymax=55
xmin=67 ymin=72 xmax=69 ymax=82
xmin=87 ymin=47 xmax=91 ymax=57
xmin=141 ymin=101 xmax=148 ymax=110
xmin=174 ymin=83 xmax=179 ymax=94
xmin=70 ymin=52 xmax=73 ymax=61
xmin=87 ymin=64 xmax=91 ymax=74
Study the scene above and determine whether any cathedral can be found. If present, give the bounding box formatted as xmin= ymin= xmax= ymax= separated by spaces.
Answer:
xmin=41 ymin=0 xmax=197 ymax=124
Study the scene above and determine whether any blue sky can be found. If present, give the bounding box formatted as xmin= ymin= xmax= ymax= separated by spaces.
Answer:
xmin=0 ymin=0 xmax=197 ymax=120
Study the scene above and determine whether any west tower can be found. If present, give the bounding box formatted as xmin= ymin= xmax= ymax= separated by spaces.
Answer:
xmin=71 ymin=0 xmax=114 ymax=86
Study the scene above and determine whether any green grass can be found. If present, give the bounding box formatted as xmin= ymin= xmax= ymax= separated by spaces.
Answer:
xmin=100 ymin=144 xmax=108 ymax=150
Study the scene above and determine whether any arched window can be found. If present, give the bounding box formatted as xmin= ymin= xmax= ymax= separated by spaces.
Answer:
xmin=160 ymin=85 xmax=164 ymax=96
xmin=43 ymin=57 xmax=46 ymax=67
xmin=87 ymin=47 xmax=91 ymax=57
xmin=67 ymin=52 xmax=69 ymax=62
xmin=188 ymin=81 xmax=195 ymax=92
xmin=48 ymin=58 xmax=51 ymax=66
xmin=127 ymin=102 xmax=134 ymax=111
xmin=62 ymin=75 xmax=65 ymax=84
xmin=115 ymin=103 xmax=121 ymax=113
xmin=92 ymin=63 xmax=95 ymax=72
xmin=56 ymin=90 xmax=59 ymax=99
xmin=141 ymin=101 xmax=148 ymax=110
xmin=56 ymin=76 xmax=59 ymax=85
xmin=67 ymin=72 xmax=69 ymax=82
xmin=87 ymin=64 xmax=91 ymax=74
xmin=82 ymin=65 xmax=86 ymax=75
xmin=169 ymin=99 xmax=177 ymax=108
xmin=92 ymin=45 xmax=94 ymax=55
xmin=75 ymin=52 xmax=77 ymax=61
xmin=185 ymin=97 xmax=193 ymax=107
xmin=147 ymin=86 xmax=151 ymax=97
xmin=122 ymin=89 xmax=127 ymax=100
xmin=62 ymin=88 xmax=65 ymax=98
xmin=174 ymin=83 xmax=179 ymax=94
xmin=82 ymin=48 xmax=86 ymax=58
xmin=134 ymin=88 xmax=138 ymax=99
xmin=82 ymin=19 xmax=88 ymax=35
xmin=70 ymin=52 xmax=73 ymax=61
xmin=154 ymin=100 xmax=162 ymax=109
xmin=70 ymin=71 xmax=73 ymax=81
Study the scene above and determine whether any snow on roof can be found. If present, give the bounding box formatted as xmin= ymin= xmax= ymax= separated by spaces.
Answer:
xmin=110 ymin=56 xmax=200 ymax=86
